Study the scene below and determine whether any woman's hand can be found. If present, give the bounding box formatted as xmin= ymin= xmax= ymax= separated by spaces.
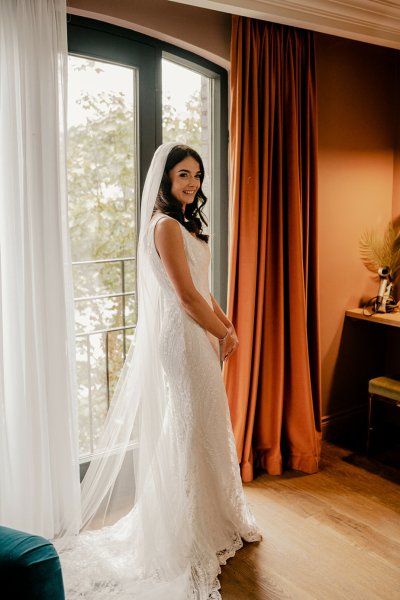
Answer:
xmin=219 ymin=326 xmax=239 ymax=362
xmin=228 ymin=324 xmax=239 ymax=350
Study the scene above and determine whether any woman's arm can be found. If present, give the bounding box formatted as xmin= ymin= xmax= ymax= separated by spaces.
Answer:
xmin=154 ymin=218 xmax=232 ymax=342
xmin=210 ymin=294 xmax=239 ymax=354
xmin=210 ymin=294 xmax=232 ymax=329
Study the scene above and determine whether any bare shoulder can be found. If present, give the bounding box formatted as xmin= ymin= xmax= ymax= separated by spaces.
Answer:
xmin=155 ymin=215 xmax=182 ymax=239
xmin=154 ymin=216 xmax=184 ymax=256
xmin=154 ymin=215 xmax=180 ymax=233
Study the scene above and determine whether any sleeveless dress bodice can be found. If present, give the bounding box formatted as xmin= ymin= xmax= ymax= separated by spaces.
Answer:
xmin=149 ymin=212 xmax=219 ymax=358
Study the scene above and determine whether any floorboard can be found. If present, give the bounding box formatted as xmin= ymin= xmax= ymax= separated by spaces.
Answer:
xmin=219 ymin=443 xmax=400 ymax=600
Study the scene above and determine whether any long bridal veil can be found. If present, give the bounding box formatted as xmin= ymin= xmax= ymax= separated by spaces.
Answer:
xmin=79 ymin=141 xmax=179 ymax=530
xmin=56 ymin=142 xmax=194 ymax=598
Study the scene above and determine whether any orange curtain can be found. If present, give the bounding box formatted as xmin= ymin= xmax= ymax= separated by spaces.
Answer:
xmin=224 ymin=16 xmax=322 ymax=481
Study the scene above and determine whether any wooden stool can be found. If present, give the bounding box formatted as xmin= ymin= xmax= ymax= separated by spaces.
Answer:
xmin=367 ymin=376 xmax=400 ymax=454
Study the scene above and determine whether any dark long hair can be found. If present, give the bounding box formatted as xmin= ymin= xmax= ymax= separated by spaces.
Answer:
xmin=152 ymin=145 xmax=209 ymax=243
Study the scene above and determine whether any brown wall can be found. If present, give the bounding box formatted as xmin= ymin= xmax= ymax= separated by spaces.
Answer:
xmin=315 ymin=33 xmax=399 ymax=439
xmin=68 ymin=0 xmax=231 ymax=66
xmin=393 ymin=60 xmax=400 ymax=220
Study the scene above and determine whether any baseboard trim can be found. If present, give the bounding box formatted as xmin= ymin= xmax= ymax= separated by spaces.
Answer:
xmin=322 ymin=404 xmax=367 ymax=442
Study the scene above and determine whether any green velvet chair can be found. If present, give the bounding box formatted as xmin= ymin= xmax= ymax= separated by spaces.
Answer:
xmin=0 ymin=526 xmax=65 ymax=599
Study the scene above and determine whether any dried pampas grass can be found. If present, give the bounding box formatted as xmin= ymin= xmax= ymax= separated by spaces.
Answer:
xmin=359 ymin=222 xmax=400 ymax=282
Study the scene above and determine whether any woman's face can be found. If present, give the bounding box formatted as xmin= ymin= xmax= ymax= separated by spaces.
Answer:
xmin=169 ymin=156 xmax=201 ymax=212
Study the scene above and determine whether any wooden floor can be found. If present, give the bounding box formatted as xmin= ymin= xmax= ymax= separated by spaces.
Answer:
xmin=219 ymin=443 xmax=400 ymax=600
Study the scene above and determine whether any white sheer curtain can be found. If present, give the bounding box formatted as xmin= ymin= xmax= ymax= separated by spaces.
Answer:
xmin=0 ymin=0 xmax=80 ymax=538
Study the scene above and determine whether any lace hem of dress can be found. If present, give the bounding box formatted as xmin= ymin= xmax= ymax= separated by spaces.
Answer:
xmin=60 ymin=526 xmax=262 ymax=599
xmin=191 ymin=528 xmax=262 ymax=600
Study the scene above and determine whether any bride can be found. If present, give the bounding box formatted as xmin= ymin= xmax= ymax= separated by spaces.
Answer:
xmin=58 ymin=142 xmax=261 ymax=599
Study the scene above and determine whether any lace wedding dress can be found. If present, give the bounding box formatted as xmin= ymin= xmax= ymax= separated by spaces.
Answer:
xmin=58 ymin=145 xmax=261 ymax=600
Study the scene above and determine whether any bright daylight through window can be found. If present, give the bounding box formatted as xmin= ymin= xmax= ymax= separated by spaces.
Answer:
xmin=67 ymin=55 xmax=213 ymax=458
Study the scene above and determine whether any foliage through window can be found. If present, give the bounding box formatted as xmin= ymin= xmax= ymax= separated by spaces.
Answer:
xmin=67 ymin=55 xmax=213 ymax=457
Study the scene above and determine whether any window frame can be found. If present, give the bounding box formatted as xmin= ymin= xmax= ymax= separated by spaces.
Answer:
xmin=67 ymin=14 xmax=229 ymax=307
xmin=67 ymin=16 xmax=229 ymax=474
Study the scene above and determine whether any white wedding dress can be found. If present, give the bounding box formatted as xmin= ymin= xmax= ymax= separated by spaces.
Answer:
xmin=58 ymin=185 xmax=261 ymax=599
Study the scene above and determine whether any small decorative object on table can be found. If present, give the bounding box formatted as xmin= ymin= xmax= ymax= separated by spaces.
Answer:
xmin=359 ymin=221 xmax=400 ymax=315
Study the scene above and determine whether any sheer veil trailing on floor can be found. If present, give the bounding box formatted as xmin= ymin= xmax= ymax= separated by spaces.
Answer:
xmin=77 ymin=142 xmax=181 ymax=532
xmin=56 ymin=142 xmax=261 ymax=599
